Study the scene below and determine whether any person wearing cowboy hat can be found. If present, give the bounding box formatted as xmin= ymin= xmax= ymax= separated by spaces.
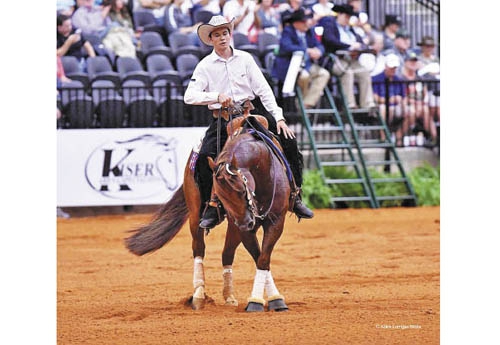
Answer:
xmin=184 ymin=15 xmax=314 ymax=229
xmin=318 ymin=3 xmax=375 ymax=109
xmin=272 ymin=7 xmax=330 ymax=109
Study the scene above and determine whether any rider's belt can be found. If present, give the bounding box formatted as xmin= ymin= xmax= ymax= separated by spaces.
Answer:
xmin=212 ymin=109 xmax=232 ymax=121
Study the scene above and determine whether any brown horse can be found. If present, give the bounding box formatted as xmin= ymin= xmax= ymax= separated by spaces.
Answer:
xmin=125 ymin=115 xmax=290 ymax=312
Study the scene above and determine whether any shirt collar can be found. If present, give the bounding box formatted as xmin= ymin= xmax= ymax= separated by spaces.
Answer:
xmin=208 ymin=47 xmax=243 ymax=63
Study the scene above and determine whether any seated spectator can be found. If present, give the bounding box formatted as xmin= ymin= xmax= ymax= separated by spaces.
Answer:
xmin=382 ymin=14 xmax=402 ymax=50
xmin=57 ymin=14 xmax=97 ymax=65
xmin=255 ymin=0 xmax=281 ymax=37
xmin=383 ymin=28 xmax=412 ymax=77
xmin=223 ymin=0 xmax=261 ymax=42
xmin=137 ymin=0 xmax=172 ymax=25
xmin=371 ymin=53 xmax=408 ymax=145
xmin=417 ymin=35 xmax=440 ymax=138
xmin=319 ymin=4 xmax=375 ymax=109
xmin=272 ymin=8 xmax=330 ymax=108
xmin=165 ymin=0 xmax=202 ymax=45
xmin=102 ymin=0 xmax=138 ymax=57
xmin=368 ymin=30 xmax=386 ymax=76
xmin=71 ymin=0 xmax=112 ymax=36
xmin=401 ymin=51 xmax=437 ymax=146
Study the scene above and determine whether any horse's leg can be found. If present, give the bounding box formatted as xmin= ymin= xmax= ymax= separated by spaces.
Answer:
xmin=242 ymin=217 xmax=288 ymax=312
xmin=239 ymin=229 xmax=267 ymax=312
xmin=184 ymin=157 xmax=207 ymax=310
xmin=221 ymin=222 xmax=241 ymax=306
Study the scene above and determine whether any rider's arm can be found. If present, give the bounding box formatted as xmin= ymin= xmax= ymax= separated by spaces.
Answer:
xmin=184 ymin=62 xmax=220 ymax=106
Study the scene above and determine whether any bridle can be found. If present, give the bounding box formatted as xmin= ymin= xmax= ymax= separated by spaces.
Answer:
xmin=217 ymin=154 xmax=278 ymax=226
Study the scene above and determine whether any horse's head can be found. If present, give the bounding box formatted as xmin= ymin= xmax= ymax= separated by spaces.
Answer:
xmin=212 ymin=160 xmax=258 ymax=231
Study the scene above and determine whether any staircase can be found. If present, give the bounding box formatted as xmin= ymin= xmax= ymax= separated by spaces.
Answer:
xmin=295 ymin=82 xmax=418 ymax=208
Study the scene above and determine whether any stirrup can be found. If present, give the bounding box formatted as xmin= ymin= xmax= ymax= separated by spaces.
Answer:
xmin=199 ymin=199 xmax=225 ymax=231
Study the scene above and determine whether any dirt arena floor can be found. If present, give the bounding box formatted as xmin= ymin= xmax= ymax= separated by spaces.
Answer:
xmin=57 ymin=206 xmax=440 ymax=345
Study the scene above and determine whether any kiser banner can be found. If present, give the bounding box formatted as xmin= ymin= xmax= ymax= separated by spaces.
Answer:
xmin=57 ymin=128 xmax=205 ymax=206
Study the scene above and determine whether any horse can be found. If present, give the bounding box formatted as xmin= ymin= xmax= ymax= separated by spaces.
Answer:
xmin=125 ymin=110 xmax=291 ymax=312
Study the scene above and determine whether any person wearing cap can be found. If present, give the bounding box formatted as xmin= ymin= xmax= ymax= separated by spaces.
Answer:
xmin=318 ymin=3 xmax=375 ymax=109
xmin=272 ymin=7 xmax=330 ymax=109
xmin=371 ymin=53 xmax=408 ymax=145
xmin=184 ymin=15 xmax=314 ymax=229
xmin=382 ymin=14 xmax=402 ymax=50
xmin=383 ymin=28 xmax=412 ymax=77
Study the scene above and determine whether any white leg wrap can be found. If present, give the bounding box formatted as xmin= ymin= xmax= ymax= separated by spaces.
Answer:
xmin=249 ymin=269 xmax=268 ymax=303
xmin=264 ymin=271 xmax=280 ymax=298
xmin=222 ymin=265 xmax=233 ymax=299
xmin=193 ymin=256 xmax=205 ymax=289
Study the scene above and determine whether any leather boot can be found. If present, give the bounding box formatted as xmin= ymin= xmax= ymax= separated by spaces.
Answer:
xmin=293 ymin=198 xmax=314 ymax=219
xmin=199 ymin=200 xmax=225 ymax=229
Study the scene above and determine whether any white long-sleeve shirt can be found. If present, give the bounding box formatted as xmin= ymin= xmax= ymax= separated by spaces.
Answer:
xmin=184 ymin=48 xmax=285 ymax=122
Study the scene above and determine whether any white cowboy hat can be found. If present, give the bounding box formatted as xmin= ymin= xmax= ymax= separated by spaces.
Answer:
xmin=197 ymin=15 xmax=235 ymax=46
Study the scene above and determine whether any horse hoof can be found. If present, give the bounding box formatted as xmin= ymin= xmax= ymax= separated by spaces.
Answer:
xmin=268 ymin=298 xmax=288 ymax=312
xmin=245 ymin=301 xmax=265 ymax=312
xmin=191 ymin=297 xmax=205 ymax=310
xmin=224 ymin=295 xmax=239 ymax=306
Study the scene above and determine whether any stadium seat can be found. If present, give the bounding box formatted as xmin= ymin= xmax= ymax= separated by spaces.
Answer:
xmin=60 ymin=56 xmax=90 ymax=89
xmin=116 ymin=56 xmax=152 ymax=86
xmin=168 ymin=32 xmax=202 ymax=58
xmin=139 ymin=31 xmax=174 ymax=63
xmin=87 ymin=56 xmax=121 ymax=87
xmin=91 ymin=80 xmax=126 ymax=128
xmin=257 ymin=32 xmax=279 ymax=57
xmin=122 ymin=80 xmax=157 ymax=127
xmin=175 ymin=53 xmax=199 ymax=83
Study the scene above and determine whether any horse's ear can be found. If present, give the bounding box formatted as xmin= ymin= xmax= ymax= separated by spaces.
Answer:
xmin=207 ymin=156 xmax=216 ymax=171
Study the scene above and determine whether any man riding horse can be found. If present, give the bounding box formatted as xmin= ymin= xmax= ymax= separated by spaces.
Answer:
xmin=184 ymin=15 xmax=314 ymax=229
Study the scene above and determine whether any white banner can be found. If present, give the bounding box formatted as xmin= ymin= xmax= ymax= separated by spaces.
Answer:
xmin=57 ymin=127 xmax=206 ymax=206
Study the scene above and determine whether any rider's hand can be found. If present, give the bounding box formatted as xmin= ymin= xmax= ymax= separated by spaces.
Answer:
xmin=277 ymin=120 xmax=295 ymax=139
xmin=217 ymin=93 xmax=233 ymax=108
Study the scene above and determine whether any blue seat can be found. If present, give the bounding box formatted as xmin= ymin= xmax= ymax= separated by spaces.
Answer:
xmin=168 ymin=31 xmax=202 ymax=58
xmin=122 ymin=80 xmax=157 ymax=127
xmin=91 ymin=80 xmax=126 ymax=128
xmin=60 ymin=56 xmax=90 ymax=89
xmin=116 ymin=56 xmax=152 ymax=86
xmin=175 ymin=53 xmax=199 ymax=83
xmin=139 ymin=31 xmax=174 ymax=62
xmin=87 ymin=56 xmax=121 ymax=87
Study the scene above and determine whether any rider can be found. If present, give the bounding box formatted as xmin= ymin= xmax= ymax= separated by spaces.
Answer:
xmin=184 ymin=15 xmax=314 ymax=229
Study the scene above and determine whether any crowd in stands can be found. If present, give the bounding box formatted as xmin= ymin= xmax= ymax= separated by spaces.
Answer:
xmin=56 ymin=0 xmax=440 ymax=147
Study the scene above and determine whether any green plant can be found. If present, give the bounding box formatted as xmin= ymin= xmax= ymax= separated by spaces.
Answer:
xmin=301 ymin=163 xmax=440 ymax=209
xmin=408 ymin=163 xmax=440 ymax=206
xmin=301 ymin=170 xmax=331 ymax=208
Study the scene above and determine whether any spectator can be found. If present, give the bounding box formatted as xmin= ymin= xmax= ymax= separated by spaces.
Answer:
xmin=165 ymin=0 xmax=202 ymax=44
xmin=57 ymin=14 xmax=97 ymax=63
xmin=371 ymin=53 xmax=408 ymax=145
xmin=319 ymin=4 xmax=375 ymax=109
xmin=368 ymin=30 xmax=386 ymax=77
xmin=223 ymin=0 xmax=261 ymax=42
xmin=382 ymin=14 xmax=402 ymax=50
xmin=71 ymin=0 xmax=112 ymax=36
xmin=401 ymin=51 xmax=437 ymax=146
xmin=255 ymin=0 xmax=281 ymax=37
xmin=137 ymin=0 xmax=172 ymax=25
xmin=383 ymin=28 xmax=412 ymax=77
xmin=417 ymin=35 xmax=440 ymax=140
xmin=102 ymin=0 xmax=138 ymax=57
xmin=272 ymin=8 xmax=330 ymax=108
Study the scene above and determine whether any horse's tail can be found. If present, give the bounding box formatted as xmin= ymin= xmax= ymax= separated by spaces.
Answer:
xmin=125 ymin=186 xmax=189 ymax=256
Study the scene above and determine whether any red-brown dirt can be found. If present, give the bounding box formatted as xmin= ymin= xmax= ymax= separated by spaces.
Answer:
xmin=57 ymin=206 xmax=440 ymax=345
